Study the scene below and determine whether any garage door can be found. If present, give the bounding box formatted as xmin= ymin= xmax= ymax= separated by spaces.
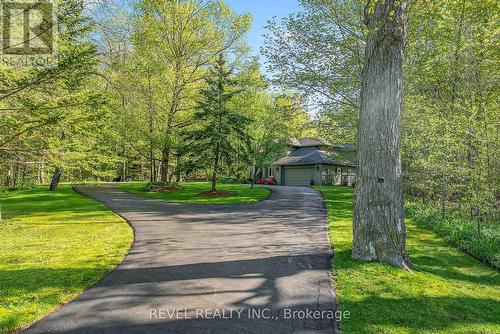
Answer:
xmin=283 ymin=166 xmax=315 ymax=186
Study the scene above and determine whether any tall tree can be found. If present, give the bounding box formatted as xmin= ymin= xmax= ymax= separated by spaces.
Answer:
xmin=184 ymin=55 xmax=252 ymax=192
xmin=0 ymin=0 xmax=105 ymax=190
xmin=264 ymin=0 xmax=498 ymax=228
xmin=229 ymin=59 xmax=314 ymax=184
xmin=263 ymin=0 xmax=364 ymax=145
xmin=402 ymin=0 xmax=499 ymax=224
xmin=352 ymin=0 xmax=410 ymax=269
xmin=46 ymin=0 xmax=105 ymax=191
xmin=135 ymin=0 xmax=250 ymax=182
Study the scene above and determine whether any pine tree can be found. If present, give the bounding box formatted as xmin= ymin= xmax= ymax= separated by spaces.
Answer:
xmin=0 ymin=0 xmax=105 ymax=190
xmin=47 ymin=0 xmax=104 ymax=191
xmin=184 ymin=55 xmax=252 ymax=192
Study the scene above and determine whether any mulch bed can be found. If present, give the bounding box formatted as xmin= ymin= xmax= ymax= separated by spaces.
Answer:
xmin=197 ymin=190 xmax=236 ymax=197
xmin=150 ymin=186 xmax=184 ymax=192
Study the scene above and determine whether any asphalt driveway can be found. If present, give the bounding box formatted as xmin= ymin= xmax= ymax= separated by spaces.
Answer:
xmin=23 ymin=185 xmax=337 ymax=334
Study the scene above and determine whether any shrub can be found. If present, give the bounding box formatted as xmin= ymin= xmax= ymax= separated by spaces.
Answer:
xmin=218 ymin=177 xmax=250 ymax=184
xmin=144 ymin=182 xmax=180 ymax=192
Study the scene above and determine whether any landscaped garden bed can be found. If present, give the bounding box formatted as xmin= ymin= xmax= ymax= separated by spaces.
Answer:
xmin=118 ymin=182 xmax=270 ymax=204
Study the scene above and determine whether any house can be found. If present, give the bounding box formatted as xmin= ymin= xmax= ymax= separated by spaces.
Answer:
xmin=262 ymin=138 xmax=357 ymax=186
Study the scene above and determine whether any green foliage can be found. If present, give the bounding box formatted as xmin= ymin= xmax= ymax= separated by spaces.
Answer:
xmin=0 ymin=0 xmax=115 ymax=187
xmin=101 ymin=0 xmax=251 ymax=183
xmin=229 ymin=58 xmax=316 ymax=178
xmin=0 ymin=185 xmax=132 ymax=334
xmin=218 ymin=176 xmax=251 ymax=184
xmin=316 ymin=186 xmax=500 ymax=334
xmin=267 ymin=0 xmax=499 ymax=222
xmin=263 ymin=0 xmax=363 ymax=145
xmin=183 ymin=55 xmax=253 ymax=190
xmin=143 ymin=181 xmax=181 ymax=192
xmin=0 ymin=0 xmax=317 ymax=187
xmin=118 ymin=182 xmax=270 ymax=205
xmin=403 ymin=0 xmax=499 ymax=222
xmin=405 ymin=197 xmax=499 ymax=269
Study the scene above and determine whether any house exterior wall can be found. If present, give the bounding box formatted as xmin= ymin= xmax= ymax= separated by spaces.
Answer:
xmin=272 ymin=164 xmax=356 ymax=186
xmin=282 ymin=165 xmax=316 ymax=186
xmin=274 ymin=166 xmax=282 ymax=184
xmin=321 ymin=165 xmax=356 ymax=186
xmin=314 ymin=164 xmax=322 ymax=185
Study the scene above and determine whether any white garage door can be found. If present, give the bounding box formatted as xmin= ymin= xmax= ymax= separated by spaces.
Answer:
xmin=283 ymin=167 xmax=315 ymax=186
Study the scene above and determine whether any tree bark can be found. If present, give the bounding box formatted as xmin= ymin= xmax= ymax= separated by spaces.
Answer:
xmin=353 ymin=0 xmax=410 ymax=270
xmin=49 ymin=167 xmax=63 ymax=191
xmin=38 ymin=161 xmax=45 ymax=184
xmin=175 ymin=154 xmax=182 ymax=182
xmin=147 ymin=68 xmax=156 ymax=183
xmin=160 ymin=146 xmax=171 ymax=182
xmin=211 ymin=142 xmax=220 ymax=192
xmin=161 ymin=60 xmax=182 ymax=183
xmin=49 ymin=131 xmax=66 ymax=191
xmin=150 ymin=149 xmax=156 ymax=182
xmin=211 ymin=167 xmax=217 ymax=192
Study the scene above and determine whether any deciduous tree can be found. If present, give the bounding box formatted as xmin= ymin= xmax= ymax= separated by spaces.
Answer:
xmin=352 ymin=0 xmax=410 ymax=270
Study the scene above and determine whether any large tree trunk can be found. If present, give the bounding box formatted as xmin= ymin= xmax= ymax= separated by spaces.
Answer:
xmin=160 ymin=147 xmax=171 ymax=182
xmin=211 ymin=169 xmax=217 ymax=192
xmin=175 ymin=154 xmax=182 ymax=182
xmin=211 ymin=143 xmax=220 ymax=192
xmin=147 ymin=68 xmax=156 ymax=183
xmin=160 ymin=61 xmax=181 ymax=183
xmin=49 ymin=167 xmax=63 ymax=191
xmin=38 ymin=161 xmax=45 ymax=184
xmin=150 ymin=150 xmax=156 ymax=182
xmin=353 ymin=0 xmax=410 ymax=270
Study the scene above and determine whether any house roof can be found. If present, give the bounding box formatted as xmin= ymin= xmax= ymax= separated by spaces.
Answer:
xmin=330 ymin=148 xmax=357 ymax=166
xmin=290 ymin=137 xmax=332 ymax=148
xmin=336 ymin=143 xmax=356 ymax=152
xmin=275 ymin=146 xmax=356 ymax=167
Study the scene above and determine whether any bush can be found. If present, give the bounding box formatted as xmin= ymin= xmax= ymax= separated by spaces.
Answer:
xmin=144 ymin=182 xmax=180 ymax=192
xmin=405 ymin=197 xmax=500 ymax=269
xmin=218 ymin=177 xmax=251 ymax=184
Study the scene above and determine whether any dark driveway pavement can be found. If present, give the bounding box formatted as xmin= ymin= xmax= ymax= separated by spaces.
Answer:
xmin=23 ymin=185 xmax=337 ymax=334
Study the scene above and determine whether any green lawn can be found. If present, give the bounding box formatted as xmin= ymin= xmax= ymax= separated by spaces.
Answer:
xmin=117 ymin=182 xmax=271 ymax=204
xmin=315 ymin=186 xmax=500 ymax=334
xmin=0 ymin=185 xmax=133 ymax=334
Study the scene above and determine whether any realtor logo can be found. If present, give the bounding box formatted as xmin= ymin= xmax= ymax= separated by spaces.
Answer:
xmin=1 ymin=0 xmax=57 ymax=67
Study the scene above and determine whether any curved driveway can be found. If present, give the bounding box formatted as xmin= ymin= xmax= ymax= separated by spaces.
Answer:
xmin=24 ymin=185 xmax=337 ymax=334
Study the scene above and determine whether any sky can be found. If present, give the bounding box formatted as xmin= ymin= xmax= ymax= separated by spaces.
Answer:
xmin=225 ymin=0 xmax=301 ymax=67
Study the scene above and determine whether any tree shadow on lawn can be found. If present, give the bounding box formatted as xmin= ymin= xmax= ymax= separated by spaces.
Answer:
xmin=0 ymin=266 xmax=116 ymax=295
xmin=13 ymin=256 xmax=499 ymax=334
xmin=5 ymin=222 xmax=498 ymax=334
xmin=0 ymin=266 xmax=115 ymax=334
xmin=318 ymin=186 xmax=499 ymax=332
xmin=19 ymin=253 xmax=338 ymax=334
xmin=20 ymin=296 xmax=500 ymax=334
xmin=331 ymin=248 xmax=499 ymax=332
xmin=343 ymin=295 xmax=500 ymax=332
